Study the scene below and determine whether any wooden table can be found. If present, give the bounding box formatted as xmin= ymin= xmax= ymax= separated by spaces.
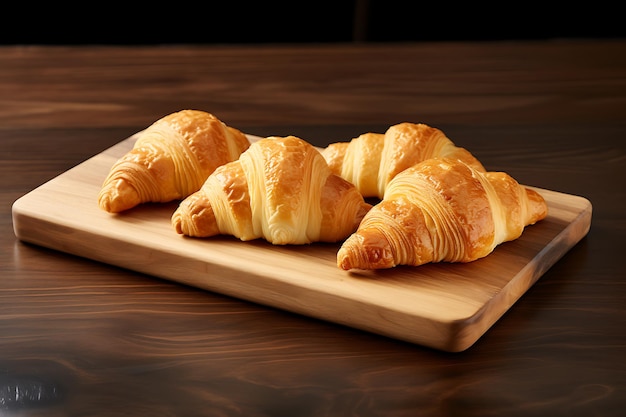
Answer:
xmin=1 ymin=41 xmax=624 ymax=416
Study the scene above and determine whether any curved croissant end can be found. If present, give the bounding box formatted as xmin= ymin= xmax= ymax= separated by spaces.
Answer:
xmin=97 ymin=165 xmax=147 ymax=214
xmin=172 ymin=135 xmax=373 ymax=245
xmin=172 ymin=160 xmax=253 ymax=240
xmin=337 ymin=157 xmax=548 ymax=270
xmin=98 ymin=109 xmax=250 ymax=213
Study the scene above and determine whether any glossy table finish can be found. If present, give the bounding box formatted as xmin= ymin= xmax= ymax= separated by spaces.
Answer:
xmin=1 ymin=41 xmax=625 ymax=416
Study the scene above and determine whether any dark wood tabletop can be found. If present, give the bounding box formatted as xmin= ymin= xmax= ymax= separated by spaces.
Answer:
xmin=1 ymin=40 xmax=625 ymax=416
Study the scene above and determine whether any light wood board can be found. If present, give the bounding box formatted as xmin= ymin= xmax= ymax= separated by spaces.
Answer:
xmin=11 ymin=134 xmax=592 ymax=352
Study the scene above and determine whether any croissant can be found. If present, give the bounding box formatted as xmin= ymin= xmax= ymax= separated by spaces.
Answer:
xmin=172 ymin=135 xmax=373 ymax=245
xmin=322 ymin=122 xmax=486 ymax=199
xmin=98 ymin=109 xmax=250 ymax=213
xmin=337 ymin=157 xmax=548 ymax=270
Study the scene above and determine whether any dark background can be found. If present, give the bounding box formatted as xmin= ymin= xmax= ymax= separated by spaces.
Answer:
xmin=2 ymin=1 xmax=624 ymax=45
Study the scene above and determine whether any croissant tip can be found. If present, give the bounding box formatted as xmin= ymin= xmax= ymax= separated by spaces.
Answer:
xmin=97 ymin=194 xmax=135 ymax=213
xmin=97 ymin=194 xmax=112 ymax=213
xmin=98 ymin=179 xmax=141 ymax=213
xmin=337 ymin=262 xmax=351 ymax=271
xmin=337 ymin=255 xmax=351 ymax=271
xmin=337 ymin=245 xmax=359 ymax=271
xmin=171 ymin=213 xmax=184 ymax=235
xmin=97 ymin=192 xmax=121 ymax=213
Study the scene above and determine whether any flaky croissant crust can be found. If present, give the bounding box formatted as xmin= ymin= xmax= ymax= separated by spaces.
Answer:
xmin=322 ymin=122 xmax=486 ymax=199
xmin=172 ymin=136 xmax=372 ymax=245
xmin=337 ymin=157 xmax=548 ymax=270
xmin=98 ymin=109 xmax=250 ymax=213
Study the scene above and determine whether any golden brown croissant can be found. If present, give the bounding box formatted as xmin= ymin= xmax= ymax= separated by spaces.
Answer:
xmin=98 ymin=109 xmax=250 ymax=213
xmin=337 ymin=157 xmax=548 ymax=270
xmin=172 ymin=135 xmax=373 ymax=245
xmin=322 ymin=122 xmax=486 ymax=199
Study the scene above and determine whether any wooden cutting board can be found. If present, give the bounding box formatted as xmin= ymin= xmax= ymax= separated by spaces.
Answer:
xmin=11 ymin=133 xmax=592 ymax=352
